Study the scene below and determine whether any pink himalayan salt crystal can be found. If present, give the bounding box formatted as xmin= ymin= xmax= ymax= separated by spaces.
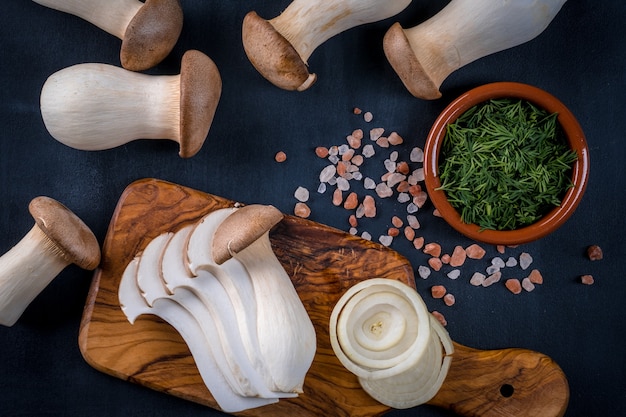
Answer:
xmin=433 ymin=208 xmax=441 ymax=217
xmin=332 ymin=188 xmax=343 ymax=206
xmin=470 ymin=272 xmax=486 ymax=286
xmin=441 ymin=254 xmax=450 ymax=264
xmin=391 ymin=216 xmax=403 ymax=228
xmin=344 ymin=192 xmax=358 ymax=210
xmin=449 ymin=246 xmax=467 ymax=267
xmin=496 ymin=245 xmax=506 ymax=254
xmin=396 ymin=161 xmax=410 ymax=175
xmin=347 ymin=135 xmax=361 ymax=149
xmin=362 ymin=144 xmax=375 ymax=158
xmin=361 ymin=231 xmax=372 ymax=240
xmin=315 ymin=146 xmax=329 ymax=158
xmin=522 ymin=278 xmax=535 ymax=292
xmin=294 ymin=202 xmax=311 ymax=218
xmin=581 ymin=274 xmax=595 ymax=285
xmin=413 ymin=236 xmax=425 ymax=250
xmin=407 ymin=215 xmax=420 ymax=229
xmin=465 ymin=243 xmax=486 ymax=260
xmin=482 ymin=271 xmax=502 ymax=287
xmin=428 ymin=257 xmax=443 ymax=271
xmin=379 ymin=235 xmax=393 ymax=247
xmin=404 ymin=226 xmax=415 ymax=241
xmin=319 ymin=165 xmax=336 ymax=183
xmin=387 ymin=173 xmax=406 ymax=188
xmin=447 ymin=269 xmax=461 ymax=280
xmin=370 ymin=127 xmax=385 ymax=141
xmin=388 ymin=131 xmax=403 ymax=145
xmin=375 ymin=183 xmax=393 ymax=198
xmin=364 ymin=177 xmax=376 ymax=189
xmin=505 ymin=279 xmax=522 ymax=294
xmin=364 ymin=111 xmax=373 ymax=122
xmin=353 ymin=107 xmax=362 ymax=115
xmin=376 ymin=137 xmax=389 ymax=148
xmin=519 ymin=252 xmax=533 ymax=270
xmin=388 ymin=227 xmax=400 ymax=237
xmin=275 ymin=151 xmax=287 ymax=162
xmin=587 ymin=245 xmax=603 ymax=261
xmin=443 ymin=293 xmax=456 ymax=306
xmin=349 ymin=214 xmax=358 ymax=228
xmin=413 ymin=192 xmax=428 ymax=208
xmin=410 ymin=147 xmax=424 ymax=163
xmin=528 ymin=269 xmax=543 ymax=284
xmin=397 ymin=181 xmax=410 ymax=193
xmin=351 ymin=128 xmax=364 ymax=140
xmin=294 ymin=186 xmax=309 ymax=202
xmin=418 ymin=265 xmax=431 ymax=279
xmin=423 ymin=242 xmax=442 ymax=257
xmin=431 ymin=285 xmax=447 ymax=299
xmin=341 ymin=149 xmax=355 ymax=161
xmin=431 ymin=311 xmax=447 ymax=327
xmin=363 ymin=195 xmax=376 ymax=218
xmin=351 ymin=154 xmax=364 ymax=166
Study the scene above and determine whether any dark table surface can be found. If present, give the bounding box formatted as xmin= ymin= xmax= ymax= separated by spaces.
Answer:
xmin=1 ymin=1 xmax=624 ymax=416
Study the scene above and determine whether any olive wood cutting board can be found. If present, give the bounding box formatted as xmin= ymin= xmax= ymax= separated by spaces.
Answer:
xmin=79 ymin=178 xmax=569 ymax=417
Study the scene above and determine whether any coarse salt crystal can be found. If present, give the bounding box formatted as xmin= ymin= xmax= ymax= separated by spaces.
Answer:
xmin=443 ymin=293 xmax=456 ymax=306
xmin=332 ymin=188 xmax=343 ymax=206
xmin=351 ymin=129 xmax=364 ymax=140
xmin=349 ymin=227 xmax=358 ymax=235
xmin=407 ymin=215 xmax=420 ymax=229
xmin=317 ymin=183 xmax=327 ymax=193
xmin=364 ymin=177 xmax=376 ymax=189
xmin=470 ymin=272 xmax=486 ymax=286
xmin=465 ymin=243 xmax=486 ymax=260
xmin=376 ymin=137 xmax=389 ymax=148
xmin=390 ymin=151 xmax=399 ymax=162
xmin=418 ymin=265 xmax=431 ymax=279
xmin=447 ymin=269 xmax=461 ymax=280
xmin=362 ymin=144 xmax=375 ymax=158
xmin=388 ymin=132 xmax=403 ymax=145
xmin=410 ymin=147 xmax=424 ymax=163
xmin=319 ymin=165 xmax=336 ymax=183
xmin=431 ymin=285 xmax=446 ymax=299
xmin=375 ymin=183 xmax=393 ymax=198
xmin=505 ymin=257 xmax=518 ymax=267
xmin=397 ymin=193 xmax=410 ymax=203
xmin=519 ymin=252 xmax=533 ymax=270
xmin=344 ymin=192 xmax=358 ymax=210
xmin=336 ymin=177 xmax=350 ymax=191
xmin=521 ymin=278 xmax=535 ymax=292
xmin=294 ymin=202 xmax=311 ymax=218
xmin=361 ymin=231 xmax=372 ymax=240
xmin=294 ymin=186 xmax=310 ymax=202
xmin=411 ymin=168 xmax=425 ymax=183
xmin=364 ymin=111 xmax=373 ymax=122
xmin=505 ymin=279 xmax=522 ymax=294
xmin=370 ymin=127 xmax=384 ymax=141
xmin=491 ymin=257 xmax=506 ymax=269
xmin=486 ymin=264 xmax=500 ymax=275
xmin=379 ymin=235 xmax=393 ymax=246
xmin=328 ymin=155 xmax=339 ymax=164
xmin=407 ymin=203 xmax=418 ymax=214
xmin=363 ymin=195 xmax=376 ymax=217
xmin=356 ymin=204 xmax=365 ymax=218
xmin=387 ymin=173 xmax=406 ymax=188
xmin=384 ymin=159 xmax=397 ymax=173
xmin=352 ymin=172 xmax=363 ymax=181
xmin=482 ymin=271 xmax=502 ymax=287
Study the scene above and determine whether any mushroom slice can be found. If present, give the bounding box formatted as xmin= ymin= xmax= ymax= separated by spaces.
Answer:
xmin=119 ymin=256 xmax=277 ymax=412
xmin=160 ymin=225 xmax=294 ymax=399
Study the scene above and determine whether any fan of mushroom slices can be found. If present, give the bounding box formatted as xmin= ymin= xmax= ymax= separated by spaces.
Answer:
xmin=118 ymin=204 xmax=317 ymax=413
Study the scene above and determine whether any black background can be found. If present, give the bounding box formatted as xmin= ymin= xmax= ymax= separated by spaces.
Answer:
xmin=1 ymin=1 xmax=624 ymax=416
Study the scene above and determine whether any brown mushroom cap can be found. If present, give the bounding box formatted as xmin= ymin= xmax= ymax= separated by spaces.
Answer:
xmin=121 ymin=0 xmax=184 ymax=71
xmin=242 ymin=11 xmax=316 ymax=91
xmin=28 ymin=196 xmax=101 ymax=270
xmin=212 ymin=205 xmax=284 ymax=265
xmin=383 ymin=23 xmax=442 ymax=100
xmin=179 ymin=50 xmax=222 ymax=158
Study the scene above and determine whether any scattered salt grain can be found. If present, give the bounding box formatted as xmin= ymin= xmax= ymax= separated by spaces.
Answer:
xmin=413 ymin=191 xmax=428 ymax=208
xmin=353 ymin=107 xmax=362 ymax=115
xmin=396 ymin=161 xmax=410 ymax=175
xmin=413 ymin=237 xmax=425 ymax=250
xmin=379 ymin=235 xmax=393 ymax=247
xmin=404 ymin=226 xmax=415 ymax=241
xmin=449 ymin=246 xmax=467 ymax=267
xmin=364 ymin=111 xmax=373 ymax=122
xmin=388 ymin=132 xmax=403 ymax=145
xmin=351 ymin=129 xmax=364 ymax=140
xmin=349 ymin=227 xmax=357 ymax=235
xmin=465 ymin=243 xmax=486 ymax=260
xmin=491 ymin=257 xmax=506 ymax=269
xmin=447 ymin=269 xmax=461 ymax=280
xmin=521 ymin=278 xmax=535 ymax=292
xmin=470 ymin=272 xmax=486 ymax=286
xmin=527 ymin=269 xmax=543 ymax=284
xmin=397 ymin=193 xmax=410 ymax=203
xmin=580 ymin=274 xmax=595 ymax=285
xmin=352 ymin=171 xmax=363 ymax=181
xmin=407 ymin=215 xmax=420 ymax=229
xmin=275 ymin=151 xmax=287 ymax=162
xmin=587 ymin=245 xmax=603 ymax=261
xmin=361 ymin=231 xmax=372 ymax=240
xmin=407 ymin=203 xmax=418 ymax=214
xmin=328 ymin=154 xmax=339 ymax=164
xmin=376 ymin=137 xmax=390 ymax=148
xmin=294 ymin=186 xmax=310 ymax=202
xmin=364 ymin=177 xmax=376 ymax=189
xmin=384 ymin=159 xmax=397 ymax=173
xmin=496 ymin=245 xmax=506 ymax=254
xmin=482 ymin=271 xmax=502 ymax=287
xmin=443 ymin=293 xmax=456 ymax=306
xmin=410 ymin=147 xmax=424 ymax=163
xmin=336 ymin=177 xmax=350 ymax=191
xmin=362 ymin=144 xmax=375 ymax=158
xmin=424 ymin=242 xmax=442 ymax=257
xmin=519 ymin=252 xmax=533 ymax=270
xmin=363 ymin=195 xmax=376 ymax=217
xmin=370 ymin=127 xmax=384 ymax=141
xmin=317 ymin=183 xmax=326 ymax=193
xmin=431 ymin=285 xmax=446 ymax=299
xmin=411 ymin=168 xmax=425 ymax=183
xmin=375 ymin=183 xmax=393 ymax=198
xmin=388 ymin=227 xmax=400 ymax=237
xmin=332 ymin=188 xmax=343 ymax=206
xmin=390 ymin=150 xmax=399 ymax=162
xmin=428 ymin=257 xmax=443 ymax=271
xmin=349 ymin=215 xmax=358 ymax=228
xmin=319 ymin=165 xmax=336 ymax=183
xmin=391 ymin=216 xmax=403 ymax=228
xmin=315 ymin=147 xmax=329 ymax=158
xmin=505 ymin=279 xmax=522 ymax=294
xmin=294 ymin=202 xmax=311 ymax=218
xmin=418 ymin=265 xmax=431 ymax=279
xmin=344 ymin=192 xmax=358 ymax=210
xmin=351 ymin=154 xmax=364 ymax=166
xmin=505 ymin=256 xmax=518 ymax=267
xmin=486 ymin=264 xmax=500 ymax=275
xmin=387 ymin=173 xmax=406 ymax=188
xmin=356 ymin=204 xmax=365 ymax=218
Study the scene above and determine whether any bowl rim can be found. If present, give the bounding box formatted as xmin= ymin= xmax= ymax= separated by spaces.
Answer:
xmin=423 ymin=82 xmax=590 ymax=245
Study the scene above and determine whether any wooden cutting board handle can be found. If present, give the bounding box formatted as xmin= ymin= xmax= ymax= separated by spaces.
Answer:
xmin=427 ymin=342 xmax=569 ymax=416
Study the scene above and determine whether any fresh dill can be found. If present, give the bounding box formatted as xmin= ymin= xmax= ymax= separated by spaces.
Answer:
xmin=437 ymin=98 xmax=578 ymax=231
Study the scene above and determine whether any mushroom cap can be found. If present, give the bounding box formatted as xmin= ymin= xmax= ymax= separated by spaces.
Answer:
xmin=179 ymin=50 xmax=222 ymax=158
xmin=242 ymin=11 xmax=316 ymax=91
xmin=28 ymin=196 xmax=101 ymax=270
xmin=383 ymin=23 xmax=442 ymax=100
xmin=121 ymin=0 xmax=183 ymax=71
xmin=212 ymin=205 xmax=284 ymax=265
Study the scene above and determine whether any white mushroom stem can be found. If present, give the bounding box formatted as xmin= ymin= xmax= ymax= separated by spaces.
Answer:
xmin=40 ymin=50 xmax=221 ymax=158
xmin=32 ymin=0 xmax=183 ymax=71
xmin=0 ymin=197 xmax=100 ymax=327
xmin=242 ymin=0 xmax=411 ymax=91
xmin=383 ymin=0 xmax=567 ymax=99
xmin=33 ymin=0 xmax=141 ymax=39
xmin=330 ymin=278 xmax=454 ymax=409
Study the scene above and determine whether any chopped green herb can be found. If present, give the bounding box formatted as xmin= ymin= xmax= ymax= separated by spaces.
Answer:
xmin=437 ymin=98 xmax=577 ymax=231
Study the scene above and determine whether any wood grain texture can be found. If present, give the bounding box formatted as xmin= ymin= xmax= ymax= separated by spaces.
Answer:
xmin=78 ymin=178 xmax=569 ymax=417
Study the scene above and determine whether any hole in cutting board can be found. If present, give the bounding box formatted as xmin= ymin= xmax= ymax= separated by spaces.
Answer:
xmin=500 ymin=384 xmax=514 ymax=398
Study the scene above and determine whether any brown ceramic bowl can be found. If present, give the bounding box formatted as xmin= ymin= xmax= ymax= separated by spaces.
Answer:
xmin=423 ymin=82 xmax=590 ymax=245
